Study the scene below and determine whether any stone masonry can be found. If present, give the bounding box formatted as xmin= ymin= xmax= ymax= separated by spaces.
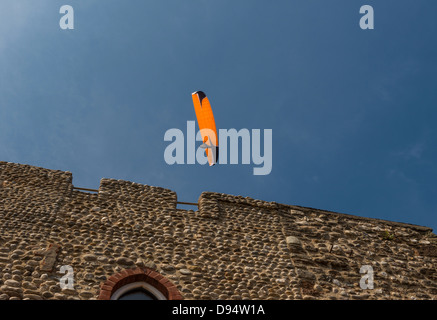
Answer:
xmin=0 ymin=161 xmax=436 ymax=300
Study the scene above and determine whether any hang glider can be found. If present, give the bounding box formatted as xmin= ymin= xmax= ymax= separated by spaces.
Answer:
xmin=191 ymin=91 xmax=219 ymax=166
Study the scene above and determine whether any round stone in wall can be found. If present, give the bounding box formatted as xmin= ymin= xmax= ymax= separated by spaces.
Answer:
xmin=179 ymin=269 xmax=192 ymax=276
xmin=115 ymin=257 xmax=134 ymax=266
xmin=286 ymin=236 xmax=301 ymax=245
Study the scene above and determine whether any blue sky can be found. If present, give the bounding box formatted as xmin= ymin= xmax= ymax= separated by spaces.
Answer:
xmin=1 ymin=0 xmax=436 ymax=231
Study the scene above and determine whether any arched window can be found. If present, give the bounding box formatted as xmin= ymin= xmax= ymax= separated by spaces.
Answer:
xmin=111 ymin=281 xmax=167 ymax=300
xmin=98 ymin=267 xmax=183 ymax=300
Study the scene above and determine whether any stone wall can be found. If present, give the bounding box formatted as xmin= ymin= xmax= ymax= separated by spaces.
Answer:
xmin=0 ymin=161 xmax=436 ymax=300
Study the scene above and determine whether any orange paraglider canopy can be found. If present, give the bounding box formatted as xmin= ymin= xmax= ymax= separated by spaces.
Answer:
xmin=191 ymin=91 xmax=219 ymax=166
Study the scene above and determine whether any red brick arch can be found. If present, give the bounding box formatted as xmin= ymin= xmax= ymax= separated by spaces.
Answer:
xmin=98 ymin=267 xmax=183 ymax=300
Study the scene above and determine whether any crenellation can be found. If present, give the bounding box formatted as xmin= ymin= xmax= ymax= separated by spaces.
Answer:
xmin=98 ymin=178 xmax=177 ymax=209
xmin=0 ymin=162 xmax=436 ymax=300
xmin=0 ymin=162 xmax=73 ymax=197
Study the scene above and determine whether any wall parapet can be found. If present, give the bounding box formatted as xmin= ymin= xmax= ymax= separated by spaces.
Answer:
xmin=1 ymin=161 xmax=436 ymax=300
xmin=197 ymin=191 xmax=433 ymax=233
xmin=0 ymin=161 xmax=73 ymax=196
xmin=98 ymin=178 xmax=177 ymax=208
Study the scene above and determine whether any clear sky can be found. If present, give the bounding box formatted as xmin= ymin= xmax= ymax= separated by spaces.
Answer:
xmin=1 ymin=1 xmax=436 ymax=231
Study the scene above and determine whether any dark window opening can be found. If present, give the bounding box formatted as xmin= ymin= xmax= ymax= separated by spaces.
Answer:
xmin=118 ymin=288 xmax=157 ymax=300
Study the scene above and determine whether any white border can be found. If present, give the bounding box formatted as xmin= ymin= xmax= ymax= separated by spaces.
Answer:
xmin=110 ymin=281 xmax=167 ymax=300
